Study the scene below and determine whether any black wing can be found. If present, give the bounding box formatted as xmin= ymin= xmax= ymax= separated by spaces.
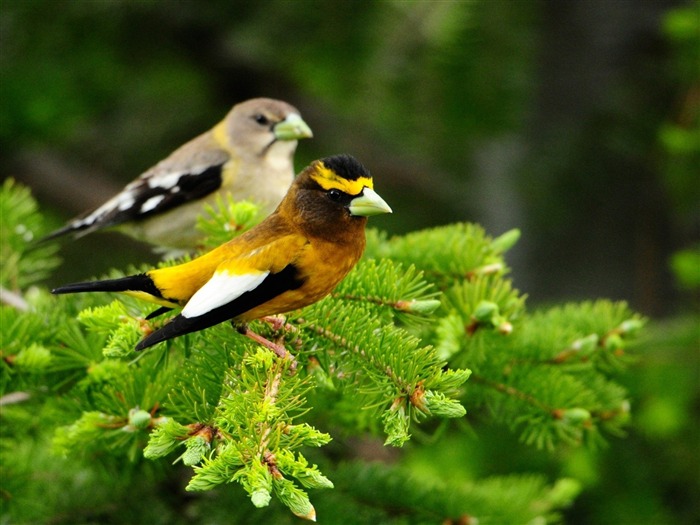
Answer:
xmin=44 ymin=164 xmax=225 ymax=240
xmin=135 ymin=264 xmax=304 ymax=351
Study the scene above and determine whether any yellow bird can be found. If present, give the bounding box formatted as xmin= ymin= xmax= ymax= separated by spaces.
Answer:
xmin=52 ymin=155 xmax=392 ymax=353
xmin=45 ymin=98 xmax=313 ymax=250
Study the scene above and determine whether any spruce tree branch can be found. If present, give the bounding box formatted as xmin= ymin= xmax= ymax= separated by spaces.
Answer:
xmin=469 ymin=374 xmax=555 ymax=414
xmin=331 ymin=292 xmax=435 ymax=315
xmin=299 ymin=319 xmax=354 ymax=355
xmin=332 ymin=291 xmax=406 ymax=310
xmin=258 ymin=366 xmax=284 ymax=458
xmin=423 ymin=262 xmax=505 ymax=284
xmin=298 ymin=318 xmax=414 ymax=398
xmin=297 ymin=318 xmax=386 ymax=387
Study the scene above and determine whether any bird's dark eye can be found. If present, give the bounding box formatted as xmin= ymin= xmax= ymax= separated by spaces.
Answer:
xmin=327 ymin=189 xmax=342 ymax=202
xmin=252 ymin=114 xmax=270 ymax=126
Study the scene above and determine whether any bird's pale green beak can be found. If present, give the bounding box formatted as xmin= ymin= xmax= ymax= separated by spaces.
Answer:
xmin=274 ymin=113 xmax=313 ymax=141
xmin=349 ymin=187 xmax=392 ymax=217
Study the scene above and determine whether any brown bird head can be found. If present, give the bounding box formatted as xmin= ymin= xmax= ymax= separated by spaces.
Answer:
xmin=283 ymin=154 xmax=392 ymax=242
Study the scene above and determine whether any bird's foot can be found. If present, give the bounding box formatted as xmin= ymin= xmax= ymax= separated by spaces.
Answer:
xmin=260 ymin=315 xmax=287 ymax=331
xmin=237 ymin=324 xmax=297 ymax=371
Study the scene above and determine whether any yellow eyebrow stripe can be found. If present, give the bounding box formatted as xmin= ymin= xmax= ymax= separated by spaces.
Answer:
xmin=312 ymin=163 xmax=374 ymax=195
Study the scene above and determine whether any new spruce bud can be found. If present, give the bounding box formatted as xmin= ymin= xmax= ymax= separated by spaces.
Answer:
xmin=395 ymin=299 xmax=441 ymax=315
xmin=490 ymin=228 xmax=521 ymax=252
xmin=127 ymin=408 xmax=152 ymax=430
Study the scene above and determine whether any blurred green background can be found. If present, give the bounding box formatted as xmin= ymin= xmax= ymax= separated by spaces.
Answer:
xmin=1 ymin=0 xmax=698 ymax=523
xmin=2 ymin=0 xmax=697 ymax=314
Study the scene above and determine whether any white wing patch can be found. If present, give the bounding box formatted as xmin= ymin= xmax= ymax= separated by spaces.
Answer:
xmin=70 ymin=166 xmax=214 ymax=229
xmin=74 ymin=191 xmax=137 ymax=228
xmin=116 ymin=194 xmax=136 ymax=211
xmin=145 ymin=162 xmax=214 ymax=191
xmin=182 ymin=270 xmax=269 ymax=319
xmin=148 ymin=172 xmax=183 ymax=190
xmin=140 ymin=195 xmax=166 ymax=213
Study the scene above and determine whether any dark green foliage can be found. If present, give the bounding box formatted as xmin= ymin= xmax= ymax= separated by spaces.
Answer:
xmin=332 ymin=463 xmax=580 ymax=525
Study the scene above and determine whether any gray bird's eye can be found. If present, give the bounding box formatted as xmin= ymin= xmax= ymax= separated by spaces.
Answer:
xmin=252 ymin=114 xmax=270 ymax=126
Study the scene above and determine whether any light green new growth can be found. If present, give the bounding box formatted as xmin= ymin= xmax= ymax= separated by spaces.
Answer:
xmin=196 ymin=195 xmax=264 ymax=250
xmin=174 ymin=349 xmax=332 ymax=518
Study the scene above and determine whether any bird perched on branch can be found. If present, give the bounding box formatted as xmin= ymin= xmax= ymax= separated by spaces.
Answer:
xmin=52 ymin=154 xmax=392 ymax=355
xmin=44 ymin=98 xmax=313 ymax=250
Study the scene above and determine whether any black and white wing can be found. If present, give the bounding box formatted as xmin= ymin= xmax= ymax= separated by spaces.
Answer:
xmin=44 ymin=148 xmax=228 ymax=240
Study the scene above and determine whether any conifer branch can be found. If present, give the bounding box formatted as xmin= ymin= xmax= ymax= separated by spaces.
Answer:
xmin=469 ymin=373 xmax=555 ymax=414
xmin=1 ymin=181 xmax=647 ymax=522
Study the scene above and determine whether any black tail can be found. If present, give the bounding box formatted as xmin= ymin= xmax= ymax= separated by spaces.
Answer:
xmin=136 ymin=301 xmax=243 ymax=350
xmin=135 ymin=314 xmax=201 ymax=351
xmin=38 ymin=221 xmax=94 ymax=244
xmin=52 ymin=274 xmax=162 ymax=297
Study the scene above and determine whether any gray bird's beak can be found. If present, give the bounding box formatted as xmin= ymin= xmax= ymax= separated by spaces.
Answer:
xmin=274 ymin=113 xmax=313 ymax=141
xmin=348 ymin=187 xmax=393 ymax=217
